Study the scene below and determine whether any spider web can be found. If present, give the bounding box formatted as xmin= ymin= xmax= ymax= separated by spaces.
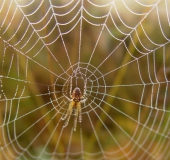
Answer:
xmin=0 ymin=0 xmax=170 ymax=159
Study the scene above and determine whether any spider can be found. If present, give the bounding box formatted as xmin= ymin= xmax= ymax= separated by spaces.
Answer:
xmin=62 ymin=87 xmax=86 ymax=131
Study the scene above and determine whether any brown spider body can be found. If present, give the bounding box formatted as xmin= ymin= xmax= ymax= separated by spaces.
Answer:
xmin=72 ymin=87 xmax=82 ymax=102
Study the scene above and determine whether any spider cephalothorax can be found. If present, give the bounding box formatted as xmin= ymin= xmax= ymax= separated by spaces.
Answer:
xmin=62 ymin=87 xmax=86 ymax=131
xmin=72 ymin=87 xmax=82 ymax=102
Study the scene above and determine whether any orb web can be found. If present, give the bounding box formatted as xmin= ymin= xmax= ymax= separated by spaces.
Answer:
xmin=0 ymin=0 xmax=170 ymax=159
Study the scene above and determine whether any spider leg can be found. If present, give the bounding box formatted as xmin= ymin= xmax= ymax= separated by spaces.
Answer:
xmin=80 ymin=97 xmax=87 ymax=103
xmin=62 ymin=101 xmax=73 ymax=128
xmin=78 ymin=103 xmax=82 ymax=123
xmin=73 ymin=103 xmax=80 ymax=131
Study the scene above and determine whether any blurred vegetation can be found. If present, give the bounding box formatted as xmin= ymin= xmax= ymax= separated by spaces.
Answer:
xmin=0 ymin=0 xmax=170 ymax=159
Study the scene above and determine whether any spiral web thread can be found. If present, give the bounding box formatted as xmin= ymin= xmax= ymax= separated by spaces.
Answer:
xmin=0 ymin=0 xmax=170 ymax=159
